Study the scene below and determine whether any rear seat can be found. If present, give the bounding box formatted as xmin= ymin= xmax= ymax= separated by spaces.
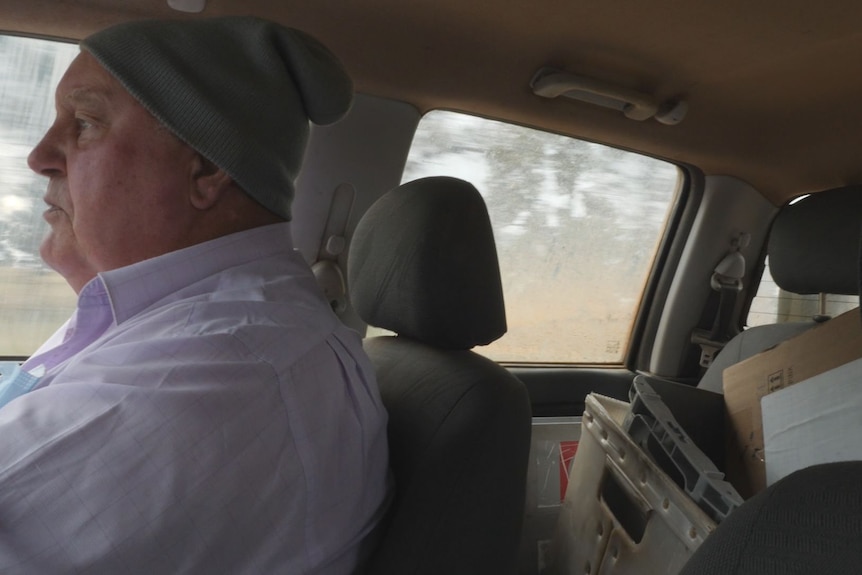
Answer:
xmin=697 ymin=186 xmax=862 ymax=393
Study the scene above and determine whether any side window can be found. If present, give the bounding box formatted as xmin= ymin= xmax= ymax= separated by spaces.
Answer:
xmin=399 ymin=111 xmax=680 ymax=364
xmin=0 ymin=36 xmax=79 ymax=356
xmin=748 ymin=257 xmax=857 ymax=326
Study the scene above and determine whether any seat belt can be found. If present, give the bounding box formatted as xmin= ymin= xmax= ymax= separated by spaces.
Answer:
xmin=691 ymin=233 xmax=749 ymax=368
xmin=311 ymin=183 xmax=355 ymax=316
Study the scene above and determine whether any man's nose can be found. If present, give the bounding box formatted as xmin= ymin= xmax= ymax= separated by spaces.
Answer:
xmin=28 ymin=126 xmax=65 ymax=177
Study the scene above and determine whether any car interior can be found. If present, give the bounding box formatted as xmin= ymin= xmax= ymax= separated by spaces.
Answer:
xmin=2 ymin=1 xmax=862 ymax=573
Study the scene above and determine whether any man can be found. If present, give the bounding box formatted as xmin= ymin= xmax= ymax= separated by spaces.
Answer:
xmin=0 ymin=16 xmax=390 ymax=574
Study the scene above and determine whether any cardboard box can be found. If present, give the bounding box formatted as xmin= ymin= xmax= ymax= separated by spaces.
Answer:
xmin=762 ymin=357 xmax=862 ymax=486
xmin=722 ymin=307 xmax=862 ymax=497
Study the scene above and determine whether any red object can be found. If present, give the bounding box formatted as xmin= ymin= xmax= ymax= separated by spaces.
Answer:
xmin=559 ymin=441 xmax=579 ymax=500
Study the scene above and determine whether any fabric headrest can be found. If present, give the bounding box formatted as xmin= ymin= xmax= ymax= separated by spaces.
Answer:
xmin=768 ymin=186 xmax=862 ymax=295
xmin=347 ymin=176 xmax=507 ymax=350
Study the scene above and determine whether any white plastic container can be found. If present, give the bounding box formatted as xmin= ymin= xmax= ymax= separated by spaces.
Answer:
xmin=546 ymin=394 xmax=716 ymax=575
xmin=520 ymin=417 xmax=582 ymax=574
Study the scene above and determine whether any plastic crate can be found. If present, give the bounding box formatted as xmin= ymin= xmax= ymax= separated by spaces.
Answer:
xmin=624 ymin=376 xmax=741 ymax=522
xmin=520 ymin=417 xmax=582 ymax=575
xmin=546 ymin=393 xmax=717 ymax=575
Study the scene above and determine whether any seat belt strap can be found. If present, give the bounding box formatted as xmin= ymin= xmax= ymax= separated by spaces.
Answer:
xmin=312 ymin=183 xmax=355 ymax=315
xmin=691 ymin=233 xmax=749 ymax=367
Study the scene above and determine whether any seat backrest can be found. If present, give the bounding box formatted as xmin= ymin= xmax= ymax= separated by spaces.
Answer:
xmin=698 ymin=186 xmax=862 ymax=392
xmin=348 ymin=176 xmax=532 ymax=575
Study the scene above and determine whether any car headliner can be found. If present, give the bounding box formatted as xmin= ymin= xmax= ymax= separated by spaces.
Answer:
xmin=3 ymin=0 xmax=862 ymax=206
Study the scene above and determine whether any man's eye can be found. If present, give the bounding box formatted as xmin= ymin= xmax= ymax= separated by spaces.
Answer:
xmin=76 ymin=117 xmax=93 ymax=131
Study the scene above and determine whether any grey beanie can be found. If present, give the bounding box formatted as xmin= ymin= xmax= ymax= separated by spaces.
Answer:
xmin=81 ymin=17 xmax=353 ymax=220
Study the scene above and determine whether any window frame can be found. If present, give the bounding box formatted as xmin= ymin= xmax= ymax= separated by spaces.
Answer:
xmin=398 ymin=108 xmax=688 ymax=367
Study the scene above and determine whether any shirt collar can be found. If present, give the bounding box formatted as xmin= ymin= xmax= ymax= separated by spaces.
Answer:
xmin=90 ymin=223 xmax=296 ymax=325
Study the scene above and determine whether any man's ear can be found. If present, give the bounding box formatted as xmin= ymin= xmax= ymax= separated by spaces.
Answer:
xmin=190 ymin=154 xmax=234 ymax=210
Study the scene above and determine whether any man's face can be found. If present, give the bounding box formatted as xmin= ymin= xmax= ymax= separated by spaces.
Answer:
xmin=28 ymin=51 xmax=200 ymax=293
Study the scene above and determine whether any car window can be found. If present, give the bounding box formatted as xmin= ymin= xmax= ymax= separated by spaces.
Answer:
xmin=396 ymin=110 xmax=680 ymax=364
xmin=748 ymin=257 xmax=857 ymax=326
xmin=0 ymin=36 xmax=79 ymax=357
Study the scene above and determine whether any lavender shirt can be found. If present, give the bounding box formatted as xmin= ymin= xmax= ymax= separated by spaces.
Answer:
xmin=0 ymin=223 xmax=391 ymax=574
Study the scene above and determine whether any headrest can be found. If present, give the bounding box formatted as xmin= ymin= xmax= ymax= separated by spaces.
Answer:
xmin=768 ymin=186 xmax=862 ymax=295
xmin=348 ymin=177 xmax=507 ymax=350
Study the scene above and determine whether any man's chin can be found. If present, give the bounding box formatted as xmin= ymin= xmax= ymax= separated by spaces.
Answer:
xmin=39 ymin=238 xmax=92 ymax=294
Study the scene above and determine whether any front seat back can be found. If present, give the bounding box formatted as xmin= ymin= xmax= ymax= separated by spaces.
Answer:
xmin=349 ymin=176 xmax=532 ymax=575
xmin=698 ymin=186 xmax=862 ymax=392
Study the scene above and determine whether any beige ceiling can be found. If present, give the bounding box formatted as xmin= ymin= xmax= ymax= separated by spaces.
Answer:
xmin=4 ymin=0 xmax=862 ymax=205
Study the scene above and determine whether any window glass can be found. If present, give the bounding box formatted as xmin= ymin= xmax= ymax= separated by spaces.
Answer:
xmin=748 ymin=257 xmax=857 ymax=326
xmin=0 ymin=36 xmax=79 ymax=356
xmin=398 ymin=111 xmax=680 ymax=363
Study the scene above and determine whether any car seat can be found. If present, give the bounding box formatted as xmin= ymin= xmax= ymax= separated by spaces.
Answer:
xmin=348 ymin=176 xmax=532 ymax=575
xmin=697 ymin=186 xmax=862 ymax=393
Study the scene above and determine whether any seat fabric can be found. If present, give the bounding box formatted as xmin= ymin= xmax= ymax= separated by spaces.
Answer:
xmin=350 ymin=176 xmax=532 ymax=575
xmin=680 ymin=462 xmax=862 ymax=574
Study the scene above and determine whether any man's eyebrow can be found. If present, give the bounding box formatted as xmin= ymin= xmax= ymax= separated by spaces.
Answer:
xmin=63 ymin=87 xmax=111 ymax=108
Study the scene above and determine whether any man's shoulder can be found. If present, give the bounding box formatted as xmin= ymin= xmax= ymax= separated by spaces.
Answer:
xmin=116 ymin=291 xmax=341 ymax=362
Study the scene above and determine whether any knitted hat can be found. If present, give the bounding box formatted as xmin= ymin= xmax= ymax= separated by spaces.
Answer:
xmin=81 ymin=17 xmax=353 ymax=220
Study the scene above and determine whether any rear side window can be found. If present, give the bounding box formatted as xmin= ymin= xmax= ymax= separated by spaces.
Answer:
xmin=0 ymin=36 xmax=79 ymax=356
xmin=748 ymin=258 xmax=857 ymax=326
xmin=400 ymin=111 xmax=680 ymax=364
